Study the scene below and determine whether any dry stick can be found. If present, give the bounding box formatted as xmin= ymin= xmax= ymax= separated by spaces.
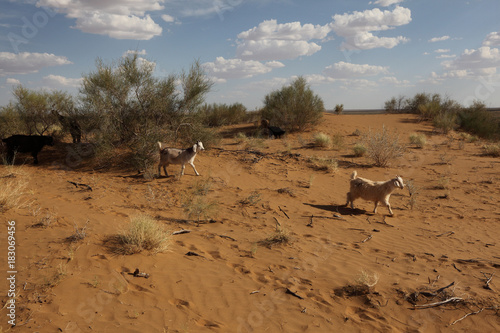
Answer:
xmin=360 ymin=235 xmax=373 ymax=243
xmin=219 ymin=234 xmax=236 ymax=241
xmin=68 ymin=181 xmax=93 ymax=191
xmin=437 ymin=231 xmax=454 ymax=237
xmin=413 ymin=297 xmax=462 ymax=309
xmin=450 ymin=308 xmax=485 ymax=326
xmin=307 ymin=215 xmax=313 ymax=227
xmin=435 ymin=281 xmax=455 ymax=294
xmin=481 ymin=272 xmax=494 ymax=290
xmin=279 ymin=206 xmax=290 ymax=219
xmin=172 ymin=229 xmax=191 ymax=235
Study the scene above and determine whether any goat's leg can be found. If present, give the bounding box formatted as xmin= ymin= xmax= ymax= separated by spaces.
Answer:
xmin=180 ymin=164 xmax=185 ymax=176
xmin=373 ymin=201 xmax=379 ymax=214
xmin=385 ymin=199 xmax=393 ymax=215
xmin=190 ymin=162 xmax=200 ymax=176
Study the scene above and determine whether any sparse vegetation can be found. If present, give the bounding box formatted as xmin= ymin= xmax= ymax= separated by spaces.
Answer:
xmin=307 ymin=156 xmax=338 ymax=173
xmin=482 ymin=144 xmax=500 ymax=157
xmin=406 ymin=180 xmax=420 ymax=210
xmin=362 ymin=126 xmax=405 ymax=167
xmin=240 ymin=191 xmax=262 ymax=206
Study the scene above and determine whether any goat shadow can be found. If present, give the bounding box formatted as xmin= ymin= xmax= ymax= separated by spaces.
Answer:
xmin=303 ymin=203 xmax=366 ymax=216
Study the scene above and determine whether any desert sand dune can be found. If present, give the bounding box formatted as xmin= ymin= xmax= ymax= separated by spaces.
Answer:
xmin=1 ymin=113 xmax=499 ymax=332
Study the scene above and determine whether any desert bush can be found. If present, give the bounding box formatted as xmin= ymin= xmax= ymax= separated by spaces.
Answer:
xmin=458 ymin=101 xmax=499 ymax=140
xmin=406 ymin=179 xmax=420 ymax=210
xmin=384 ymin=95 xmax=406 ymax=113
xmin=240 ymin=191 xmax=262 ymax=206
xmin=409 ymin=133 xmax=427 ymax=148
xmin=0 ymin=104 xmax=24 ymax=138
xmin=313 ymin=132 xmax=331 ymax=148
xmin=198 ymin=103 xmax=248 ymax=127
xmin=352 ymin=143 xmax=367 ymax=157
xmin=261 ymin=77 xmax=324 ymax=132
xmin=117 ymin=215 xmax=170 ymax=255
xmin=482 ymin=144 xmax=500 ymax=157
xmin=334 ymin=104 xmax=344 ymax=115
xmin=182 ymin=195 xmax=217 ymax=223
xmin=362 ymin=126 xmax=405 ymax=167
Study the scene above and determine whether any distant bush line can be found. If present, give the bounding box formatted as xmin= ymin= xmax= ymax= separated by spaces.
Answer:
xmin=385 ymin=93 xmax=499 ymax=140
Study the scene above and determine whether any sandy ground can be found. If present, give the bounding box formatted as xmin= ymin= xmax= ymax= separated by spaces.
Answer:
xmin=1 ymin=113 xmax=499 ymax=333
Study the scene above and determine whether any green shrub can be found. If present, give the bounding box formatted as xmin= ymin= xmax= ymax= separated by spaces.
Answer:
xmin=261 ymin=77 xmax=324 ymax=132
xmin=458 ymin=101 xmax=499 ymax=140
xmin=199 ymin=103 xmax=248 ymax=127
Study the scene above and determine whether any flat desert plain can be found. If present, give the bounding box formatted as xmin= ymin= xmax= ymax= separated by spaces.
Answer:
xmin=1 ymin=113 xmax=499 ymax=333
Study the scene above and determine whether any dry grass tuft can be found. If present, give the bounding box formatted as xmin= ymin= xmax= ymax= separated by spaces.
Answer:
xmin=259 ymin=224 xmax=291 ymax=248
xmin=409 ymin=133 xmax=427 ymax=148
xmin=0 ymin=168 xmax=29 ymax=212
xmin=482 ymin=144 xmax=500 ymax=157
xmin=114 ymin=215 xmax=170 ymax=255
xmin=362 ymin=126 xmax=405 ymax=167
xmin=355 ymin=270 xmax=380 ymax=288
xmin=307 ymin=156 xmax=338 ymax=173
xmin=313 ymin=132 xmax=331 ymax=148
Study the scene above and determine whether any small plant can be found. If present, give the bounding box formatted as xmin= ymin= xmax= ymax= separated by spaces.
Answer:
xmin=32 ymin=210 xmax=57 ymax=228
xmin=234 ymin=132 xmax=248 ymax=144
xmin=362 ymin=126 xmax=405 ymax=167
xmin=409 ymin=133 xmax=427 ymax=148
xmin=67 ymin=220 xmax=89 ymax=242
xmin=89 ymin=276 xmax=100 ymax=288
xmin=406 ymin=180 xmax=420 ymax=210
xmin=313 ymin=132 xmax=331 ymax=148
xmin=352 ymin=143 xmax=367 ymax=157
xmin=355 ymin=270 xmax=379 ymax=288
xmin=43 ymin=262 xmax=67 ymax=289
xmin=182 ymin=194 xmax=217 ymax=223
xmin=191 ymin=176 xmax=213 ymax=196
xmin=331 ymin=133 xmax=344 ymax=150
xmin=482 ymin=144 xmax=500 ymax=157
xmin=352 ymin=129 xmax=362 ymax=136
xmin=240 ymin=191 xmax=262 ymax=206
xmin=116 ymin=215 xmax=170 ymax=255
xmin=259 ymin=224 xmax=291 ymax=248
xmin=308 ymin=156 xmax=338 ymax=173
xmin=436 ymin=175 xmax=450 ymax=190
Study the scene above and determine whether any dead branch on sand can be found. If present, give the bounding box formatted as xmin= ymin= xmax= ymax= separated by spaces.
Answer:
xmin=413 ymin=296 xmax=463 ymax=309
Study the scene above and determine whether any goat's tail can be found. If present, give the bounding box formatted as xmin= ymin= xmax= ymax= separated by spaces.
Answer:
xmin=350 ymin=170 xmax=357 ymax=180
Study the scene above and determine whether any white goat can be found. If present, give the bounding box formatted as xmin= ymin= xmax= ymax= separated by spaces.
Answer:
xmin=346 ymin=171 xmax=404 ymax=216
xmin=158 ymin=141 xmax=204 ymax=177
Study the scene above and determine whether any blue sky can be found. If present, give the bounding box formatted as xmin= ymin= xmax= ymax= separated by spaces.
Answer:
xmin=1 ymin=0 xmax=500 ymax=110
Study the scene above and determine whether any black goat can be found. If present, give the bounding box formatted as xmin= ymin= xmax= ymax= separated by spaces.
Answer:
xmin=2 ymin=135 xmax=54 ymax=164
xmin=260 ymin=119 xmax=286 ymax=139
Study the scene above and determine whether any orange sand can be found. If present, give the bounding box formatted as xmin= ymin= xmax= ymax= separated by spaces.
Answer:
xmin=1 ymin=113 xmax=499 ymax=332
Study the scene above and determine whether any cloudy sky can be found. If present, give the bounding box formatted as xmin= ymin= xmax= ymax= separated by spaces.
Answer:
xmin=1 ymin=0 xmax=500 ymax=110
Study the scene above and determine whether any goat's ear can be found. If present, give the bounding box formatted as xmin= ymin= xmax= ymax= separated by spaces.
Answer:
xmin=192 ymin=144 xmax=197 ymax=153
xmin=394 ymin=180 xmax=400 ymax=188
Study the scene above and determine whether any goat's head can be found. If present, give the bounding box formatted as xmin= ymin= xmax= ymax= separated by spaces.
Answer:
xmin=45 ymin=136 xmax=55 ymax=146
xmin=193 ymin=141 xmax=205 ymax=152
xmin=393 ymin=176 xmax=404 ymax=189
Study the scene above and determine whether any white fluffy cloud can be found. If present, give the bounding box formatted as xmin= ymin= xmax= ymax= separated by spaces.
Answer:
xmin=0 ymin=52 xmax=72 ymax=76
xmin=331 ymin=6 xmax=411 ymax=50
xmin=236 ymin=19 xmax=331 ymax=61
xmin=429 ymin=36 xmax=450 ymax=43
xmin=203 ymin=57 xmax=284 ymax=82
xmin=442 ymin=46 xmax=500 ymax=77
xmin=6 ymin=78 xmax=21 ymax=85
xmin=36 ymin=0 xmax=163 ymax=40
xmin=483 ymin=31 xmax=500 ymax=47
xmin=42 ymin=74 xmax=82 ymax=88
xmin=323 ymin=61 xmax=389 ymax=79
